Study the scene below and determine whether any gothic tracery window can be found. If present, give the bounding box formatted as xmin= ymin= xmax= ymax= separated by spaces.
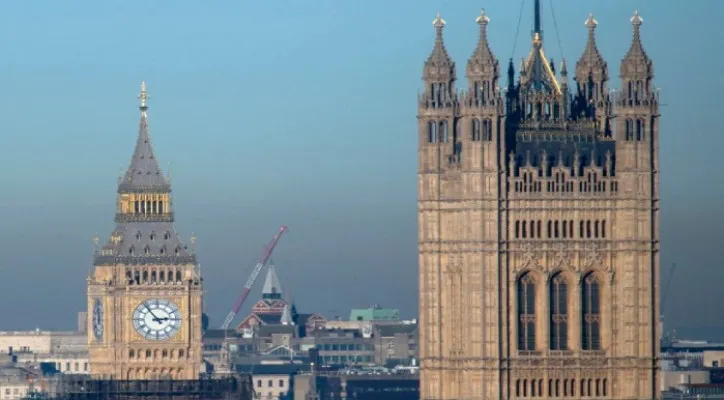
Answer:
xmin=582 ymin=273 xmax=602 ymax=350
xmin=517 ymin=272 xmax=536 ymax=351
xmin=549 ymin=273 xmax=569 ymax=350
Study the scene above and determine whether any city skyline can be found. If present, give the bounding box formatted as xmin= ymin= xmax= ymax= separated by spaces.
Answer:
xmin=0 ymin=0 xmax=721 ymax=340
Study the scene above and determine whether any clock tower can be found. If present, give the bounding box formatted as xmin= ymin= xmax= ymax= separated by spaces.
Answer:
xmin=87 ymin=82 xmax=203 ymax=380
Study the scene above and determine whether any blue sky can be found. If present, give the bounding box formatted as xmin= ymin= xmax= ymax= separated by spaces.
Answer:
xmin=0 ymin=1 xmax=721 ymax=337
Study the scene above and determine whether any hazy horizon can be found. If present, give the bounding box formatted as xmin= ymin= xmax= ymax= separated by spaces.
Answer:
xmin=0 ymin=0 xmax=722 ymax=340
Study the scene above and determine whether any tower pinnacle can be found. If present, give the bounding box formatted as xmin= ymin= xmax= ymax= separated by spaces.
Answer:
xmin=433 ymin=12 xmax=446 ymax=29
xmin=138 ymin=81 xmax=149 ymax=113
xmin=476 ymin=8 xmax=490 ymax=25
xmin=585 ymin=13 xmax=598 ymax=30
xmin=631 ymin=10 xmax=643 ymax=28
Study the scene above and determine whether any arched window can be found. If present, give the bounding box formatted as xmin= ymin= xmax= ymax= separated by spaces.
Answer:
xmin=515 ymin=221 xmax=520 ymax=238
xmin=439 ymin=120 xmax=449 ymax=143
xmin=549 ymin=273 xmax=569 ymax=350
xmin=625 ymin=119 xmax=634 ymax=141
xmin=517 ymin=272 xmax=536 ymax=351
xmin=472 ymin=119 xmax=481 ymax=141
xmin=529 ymin=220 xmax=535 ymax=238
xmin=428 ymin=121 xmax=437 ymax=143
xmin=547 ymin=220 xmax=552 ymax=238
xmin=569 ymin=220 xmax=574 ymax=238
xmin=594 ymin=220 xmax=600 ymax=238
xmin=582 ymin=273 xmax=602 ymax=350
xmin=483 ymin=119 xmax=493 ymax=141
xmin=638 ymin=119 xmax=646 ymax=141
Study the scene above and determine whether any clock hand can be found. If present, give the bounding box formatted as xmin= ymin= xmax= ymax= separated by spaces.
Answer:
xmin=143 ymin=302 xmax=163 ymax=323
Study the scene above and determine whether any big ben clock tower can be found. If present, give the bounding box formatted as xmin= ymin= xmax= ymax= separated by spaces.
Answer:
xmin=88 ymin=82 xmax=203 ymax=380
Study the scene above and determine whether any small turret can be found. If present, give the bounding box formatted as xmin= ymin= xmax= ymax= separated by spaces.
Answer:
xmin=619 ymin=10 xmax=655 ymax=106
xmin=466 ymin=9 xmax=499 ymax=106
xmin=422 ymin=13 xmax=456 ymax=109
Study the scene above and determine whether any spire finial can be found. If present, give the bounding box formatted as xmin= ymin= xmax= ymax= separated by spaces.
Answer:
xmin=533 ymin=0 xmax=542 ymax=38
xmin=585 ymin=13 xmax=598 ymax=30
xmin=631 ymin=10 xmax=643 ymax=28
xmin=476 ymin=9 xmax=490 ymax=25
xmin=138 ymin=81 xmax=149 ymax=112
xmin=433 ymin=12 xmax=446 ymax=29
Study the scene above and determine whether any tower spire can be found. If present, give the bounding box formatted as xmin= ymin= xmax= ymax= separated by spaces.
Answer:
xmin=118 ymin=81 xmax=170 ymax=194
xmin=623 ymin=10 xmax=649 ymax=64
xmin=262 ymin=261 xmax=283 ymax=300
xmin=423 ymin=12 xmax=455 ymax=82
xmin=466 ymin=8 xmax=499 ymax=102
xmin=575 ymin=13 xmax=609 ymax=113
xmin=518 ymin=0 xmax=560 ymax=95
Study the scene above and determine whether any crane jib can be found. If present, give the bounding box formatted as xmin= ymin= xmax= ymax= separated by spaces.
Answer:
xmin=220 ymin=225 xmax=289 ymax=330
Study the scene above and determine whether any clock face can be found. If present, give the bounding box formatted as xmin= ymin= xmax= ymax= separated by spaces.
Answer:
xmin=133 ymin=299 xmax=182 ymax=341
xmin=92 ymin=298 xmax=103 ymax=341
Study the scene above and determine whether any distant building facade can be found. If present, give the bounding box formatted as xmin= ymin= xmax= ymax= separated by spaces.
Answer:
xmin=349 ymin=306 xmax=399 ymax=322
xmin=418 ymin=2 xmax=660 ymax=399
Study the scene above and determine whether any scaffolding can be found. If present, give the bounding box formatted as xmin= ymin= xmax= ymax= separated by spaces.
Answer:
xmin=44 ymin=374 xmax=253 ymax=400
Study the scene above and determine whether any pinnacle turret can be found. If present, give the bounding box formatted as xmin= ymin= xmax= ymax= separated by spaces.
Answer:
xmin=576 ymin=14 xmax=608 ymax=83
xmin=620 ymin=10 xmax=653 ymax=79
xmin=466 ymin=9 xmax=497 ymax=79
xmin=423 ymin=13 xmax=455 ymax=83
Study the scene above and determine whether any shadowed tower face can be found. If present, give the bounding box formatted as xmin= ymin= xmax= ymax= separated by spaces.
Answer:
xmin=418 ymin=4 xmax=659 ymax=399
xmin=87 ymin=82 xmax=203 ymax=380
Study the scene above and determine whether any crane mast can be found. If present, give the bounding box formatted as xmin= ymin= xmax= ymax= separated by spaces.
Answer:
xmin=220 ymin=225 xmax=288 ymax=330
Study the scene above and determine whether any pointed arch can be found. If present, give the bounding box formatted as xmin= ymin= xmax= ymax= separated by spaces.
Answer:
xmin=482 ymin=119 xmax=493 ymax=141
xmin=439 ymin=120 xmax=449 ymax=143
xmin=582 ymin=272 xmax=602 ymax=350
xmin=549 ymin=272 xmax=569 ymax=350
xmin=625 ymin=119 xmax=634 ymax=141
xmin=517 ymin=271 xmax=537 ymax=351
xmin=472 ymin=119 xmax=481 ymax=141
xmin=428 ymin=120 xmax=437 ymax=143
